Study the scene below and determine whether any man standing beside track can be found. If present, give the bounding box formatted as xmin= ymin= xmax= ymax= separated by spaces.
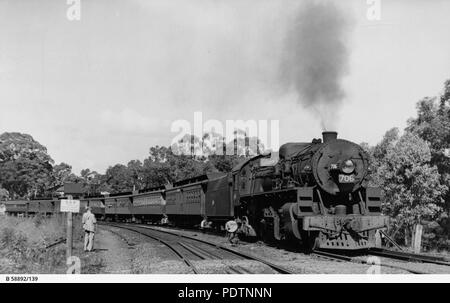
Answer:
xmin=82 ymin=206 xmax=97 ymax=252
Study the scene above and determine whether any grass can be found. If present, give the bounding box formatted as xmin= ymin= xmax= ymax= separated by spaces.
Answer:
xmin=0 ymin=214 xmax=105 ymax=274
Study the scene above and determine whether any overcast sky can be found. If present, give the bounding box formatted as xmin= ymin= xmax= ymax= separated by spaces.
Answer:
xmin=1 ymin=0 xmax=449 ymax=174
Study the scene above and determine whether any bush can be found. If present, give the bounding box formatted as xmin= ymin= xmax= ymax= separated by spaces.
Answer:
xmin=0 ymin=215 xmax=68 ymax=273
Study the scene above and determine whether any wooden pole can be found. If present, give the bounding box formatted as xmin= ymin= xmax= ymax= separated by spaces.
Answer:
xmin=66 ymin=195 xmax=73 ymax=259
xmin=67 ymin=212 xmax=73 ymax=259
xmin=375 ymin=230 xmax=382 ymax=248
xmin=413 ymin=224 xmax=423 ymax=254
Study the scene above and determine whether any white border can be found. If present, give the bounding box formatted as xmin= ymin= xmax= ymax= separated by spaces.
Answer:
xmin=1 ymin=274 xmax=450 ymax=283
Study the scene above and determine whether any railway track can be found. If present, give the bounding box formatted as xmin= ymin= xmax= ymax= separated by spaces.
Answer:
xmin=368 ymin=248 xmax=450 ymax=266
xmin=100 ymin=222 xmax=450 ymax=274
xmin=311 ymin=249 xmax=447 ymax=274
xmin=311 ymin=249 xmax=426 ymax=274
xmin=100 ymin=222 xmax=294 ymax=274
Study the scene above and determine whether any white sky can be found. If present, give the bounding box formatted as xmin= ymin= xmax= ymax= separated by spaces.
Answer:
xmin=1 ymin=0 xmax=449 ymax=174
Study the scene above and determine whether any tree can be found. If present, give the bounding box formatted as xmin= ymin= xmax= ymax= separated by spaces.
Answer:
xmin=142 ymin=146 xmax=174 ymax=188
xmin=78 ymin=168 xmax=106 ymax=195
xmin=142 ymin=159 xmax=172 ymax=188
xmin=370 ymin=131 xmax=447 ymax=246
xmin=148 ymin=146 xmax=171 ymax=162
xmin=406 ymin=82 xmax=450 ymax=191
xmin=0 ymin=132 xmax=55 ymax=198
xmin=406 ymin=79 xmax=450 ymax=247
xmin=52 ymin=162 xmax=82 ymax=185
xmin=104 ymin=164 xmax=135 ymax=193
xmin=127 ymin=160 xmax=144 ymax=190
xmin=207 ymin=154 xmax=246 ymax=173
xmin=439 ymin=79 xmax=450 ymax=114
xmin=407 ymin=97 xmax=450 ymax=169
xmin=372 ymin=128 xmax=399 ymax=164
xmin=166 ymin=154 xmax=217 ymax=181
xmin=0 ymin=187 xmax=9 ymax=201
xmin=141 ymin=145 xmax=221 ymax=189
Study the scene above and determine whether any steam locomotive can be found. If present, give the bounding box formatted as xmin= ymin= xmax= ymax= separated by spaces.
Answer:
xmin=2 ymin=132 xmax=389 ymax=250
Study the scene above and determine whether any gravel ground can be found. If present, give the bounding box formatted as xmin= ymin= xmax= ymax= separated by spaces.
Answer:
xmin=95 ymin=228 xmax=133 ymax=274
xmin=96 ymin=224 xmax=450 ymax=274
xmin=192 ymin=259 xmax=274 ymax=274
xmin=131 ymin=242 xmax=192 ymax=274
xmin=97 ymin=226 xmax=191 ymax=274
xmin=98 ymin=225 xmax=279 ymax=274
xmin=146 ymin=226 xmax=450 ymax=274
xmin=353 ymin=255 xmax=450 ymax=274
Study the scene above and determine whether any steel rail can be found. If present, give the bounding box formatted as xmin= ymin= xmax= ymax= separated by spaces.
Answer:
xmin=368 ymin=248 xmax=450 ymax=266
xmin=312 ymin=249 xmax=428 ymax=274
xmin=177 ymin=241 xmax=219 ymax=260
xmin=101 ymin=223 xmax=200 ymax=274
xmin=103 ymin=223 xmax=251 ymax=274
xmin=311 ymin=249 xmax=353 ymax=262
xmin=105 ymin=222 xmax=294 ymax=274
xmin=178 ymin=242 xmax=253 ymax=274
xmin=131 ymin=223 xmax=295 ymax=274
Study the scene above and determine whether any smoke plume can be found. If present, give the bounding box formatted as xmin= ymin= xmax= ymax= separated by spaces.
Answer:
xmin=280 ymin=0 xmax=352 ymax=130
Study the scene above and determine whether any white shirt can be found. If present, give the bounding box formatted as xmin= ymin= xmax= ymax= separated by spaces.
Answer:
xmin=82 ymin=211 xmax=97 ymax=232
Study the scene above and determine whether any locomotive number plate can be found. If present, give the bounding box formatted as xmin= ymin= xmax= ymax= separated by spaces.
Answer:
xmin=338 ymin=174 xmax=355 ymax=183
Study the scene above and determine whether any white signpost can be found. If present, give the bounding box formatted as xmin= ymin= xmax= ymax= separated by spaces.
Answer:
xmin=60 ymin=199 xmax=80 ymax=213
xmin=60 ymin=196 xmax=80 ymax=259
xmin=413 ymin=224 xmax=423 ymax=254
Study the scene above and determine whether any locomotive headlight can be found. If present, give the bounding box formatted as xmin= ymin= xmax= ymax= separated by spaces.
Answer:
xmin=342 ymin=159 xmax=355 ymax=174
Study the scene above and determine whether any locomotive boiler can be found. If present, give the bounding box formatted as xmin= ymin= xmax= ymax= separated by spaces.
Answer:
xmin=232 ymin=131 xmax=389 ymax=250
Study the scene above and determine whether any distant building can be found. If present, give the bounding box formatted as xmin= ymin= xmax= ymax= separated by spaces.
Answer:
xmin=55 ymin=182 xmax=85 ymax=198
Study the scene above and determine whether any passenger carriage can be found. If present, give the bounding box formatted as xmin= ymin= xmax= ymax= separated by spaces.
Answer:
xmin=132 ymin=187 xmax=166 ymax=224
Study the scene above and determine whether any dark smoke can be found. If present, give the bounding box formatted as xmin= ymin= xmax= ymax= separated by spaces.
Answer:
xmin=280 ymin=0 xmax=352 ymax=130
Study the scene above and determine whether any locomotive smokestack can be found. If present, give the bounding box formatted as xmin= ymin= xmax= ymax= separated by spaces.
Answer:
xmin=322 ymin=131 xmax=338 ymax=143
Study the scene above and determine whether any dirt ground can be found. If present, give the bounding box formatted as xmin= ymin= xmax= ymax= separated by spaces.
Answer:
xmin=145 ymin=225 xmax=450 ymax=274
xmin=94 ymin=226 xmax=191 ymax=274
xmin=93 ymin=228 xmax=133 ymax=274
xmin=91 ymin=225 xmax=450 ymax=274
xmin=94 ymin=226 xmax=276 ymax=274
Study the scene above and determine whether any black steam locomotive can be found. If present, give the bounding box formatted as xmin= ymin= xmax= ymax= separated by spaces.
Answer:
xmin=2 ymin=132 xmax=388 ymax=250
xmin=235 ymin=131 xmax=389 ymax=249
